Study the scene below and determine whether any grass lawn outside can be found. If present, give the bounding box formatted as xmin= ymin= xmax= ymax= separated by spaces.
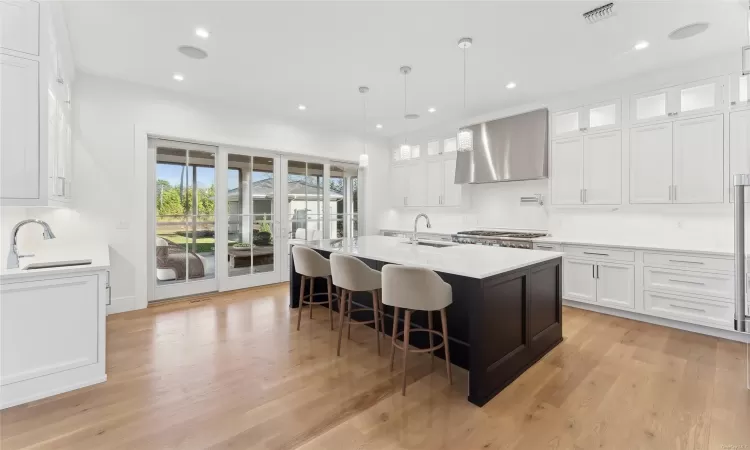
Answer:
xmin=158 ymin=233 xmax=221 ymax=254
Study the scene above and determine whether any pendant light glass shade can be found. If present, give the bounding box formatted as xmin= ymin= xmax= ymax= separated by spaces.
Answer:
xmin=457 ymin=127 xmax=473 ymax=152
xmin=358 ymin=86 xmax=369 ymax=168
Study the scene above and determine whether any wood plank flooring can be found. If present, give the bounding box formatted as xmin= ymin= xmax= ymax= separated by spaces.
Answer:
xmin=1 ymin=283 xmax=748 ymax=449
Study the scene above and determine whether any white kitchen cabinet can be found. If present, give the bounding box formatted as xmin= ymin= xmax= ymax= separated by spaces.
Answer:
xmin=426 ymin=160 xmax=443 ymax=206
xmin=0 ymin=0 xmax=40 ymax=55
xmin=1 ymin=1 xmax=75 ymax=207
xmin=552 ymin=131 xmax=621 ymax=206
xmin=630 ymin=123 xmax=673 ymax=204
xmin=407 ymin=161 xmax=427 ymax=207
xmin=596 ymin=262 xmax=635 ymax=309
xmin=390 ymin=164 xmax=409 ymax=207
xmin=672 ymin=114 xmax=724 ymax=204
xmin=631 ymin=77 xmax=725 ymax=125
xmin=442 ymin=158 xmax=461 ymax=206
xmin=551 ymin=137 xmax=584 ymax=205
xmin=730 ymin=109 xmax=750 ymax=202
xmin=1 ymin=270 xmax=109 ymax=408
xmin=0 ymin=54 xmax=40 ymax=200
xmin=563 ymin=258 xmax=597 ymax=303
xmin=583 ymin=131 xmax=621 ymax=205
xmin=551 ymin=99 xmax=621 ymax=138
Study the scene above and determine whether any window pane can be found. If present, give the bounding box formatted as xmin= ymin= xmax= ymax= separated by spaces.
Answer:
xmin=228 ymin=214 xmax=274 ymax=277
xmin=185 ymin=218 xmax=215 ymax=281
xmin=680 ymin=83 xmax=715 ymax=112
xmin=636 ymin=93 xmax=666 ymax=120
xmin=427 ymin=140 xmax=440 ymax=156
xmin=253 ymin=156 xmax=274 ymax=216
xmin=186 ymin=150 xmax=215 ymax=216
xmin=227 ymin=153 xmax=251 ymax=216
xmin=287 ymin=160 xmax=307 ymax=239
xmin=156 ymin=218 xmax=187 ymax=286
xmin=411 ymin=145 xmax=420 ymax=159
xmin=444 ymin=137 xmax=457 ymax=153
xmin=253 ymin=215 xmax=275 ymax=273
xmin=555 ymin=111 xmax=579 ymax=135
xmin=589 ymin=103 xmax=616 ymax=128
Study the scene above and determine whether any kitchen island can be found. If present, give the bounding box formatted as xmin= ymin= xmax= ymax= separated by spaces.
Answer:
xmin=290 ymin=235 xmax=563 ymax=407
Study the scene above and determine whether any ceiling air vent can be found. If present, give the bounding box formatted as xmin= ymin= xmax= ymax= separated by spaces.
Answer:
xmin=583 ymin=3 xmax=615 ymax=24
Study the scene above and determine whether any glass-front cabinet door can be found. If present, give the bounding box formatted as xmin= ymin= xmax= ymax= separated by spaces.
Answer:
xmin=731 ymin=73 xmax=749 ymax=110
xmin=585 ymin=99 xmax=621 ymax=133
xmin=675 ymin=77 xmax=724 ymax=118
xmin=631 ymin=89 xmax=670 ymax=125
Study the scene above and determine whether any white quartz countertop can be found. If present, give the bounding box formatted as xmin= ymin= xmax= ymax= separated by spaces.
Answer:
xmin=294 ymin=235 xmax=563 ymax=279
xmin=0 ymin=240 xmax=110 ymax=283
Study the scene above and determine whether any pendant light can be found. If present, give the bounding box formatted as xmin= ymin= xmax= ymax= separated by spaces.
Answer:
xmin=457 ymin=37 xmax=474 ymax=152
xmin=358 ymin=86 xmax=369 ymax=168
xmin=400 ymin=66 xmax=414 ymax=160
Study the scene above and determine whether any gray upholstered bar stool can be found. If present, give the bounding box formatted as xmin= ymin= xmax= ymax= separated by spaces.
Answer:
xmin=330 ymin=253 xmax=385 ymax=356
xmin=382 ymin=264 xmax=453 ymax=395
xmin=292 ymin=246 xmax=336 ymax=331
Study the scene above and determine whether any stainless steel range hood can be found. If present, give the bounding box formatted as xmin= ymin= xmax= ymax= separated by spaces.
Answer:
xmin=454 ymin=108 xmax=549 ymax=184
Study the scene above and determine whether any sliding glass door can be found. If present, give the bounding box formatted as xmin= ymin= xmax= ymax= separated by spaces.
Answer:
xmin=220 ymin=150 xmax=282 ymax=291
xmin=151 ymin=139 xmax=218 ymax=300
xmin=149 ymin=138 xmax=363 ymax=299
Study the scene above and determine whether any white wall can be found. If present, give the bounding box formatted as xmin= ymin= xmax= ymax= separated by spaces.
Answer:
xmin=1 ymin=73 xmax=388 ymax=312
xmin=379 ymin=52 xmax=744 ymax=250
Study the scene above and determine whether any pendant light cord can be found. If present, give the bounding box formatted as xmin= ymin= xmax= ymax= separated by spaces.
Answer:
xmin=362 ymin=92 xmax=367 ymax=156
xmin=463 ymin=48 xmax=467 ymax=110
xmin=403 ymin=70 xmax=408 ymax=145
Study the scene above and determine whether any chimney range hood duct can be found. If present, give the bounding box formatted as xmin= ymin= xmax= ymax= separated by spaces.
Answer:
xmin=454 ymin=108 xmax=549 ymax=184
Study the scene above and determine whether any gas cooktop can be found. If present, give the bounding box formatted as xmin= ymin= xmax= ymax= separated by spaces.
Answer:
xmin=451 ymin=230 xmax=548 ymax=249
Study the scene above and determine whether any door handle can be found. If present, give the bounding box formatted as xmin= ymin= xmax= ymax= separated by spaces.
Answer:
xmin=668 ymin=278 xmax=706 ymax=286
xmin=592 ymin=265 xmax=595 ymax=278
xmin=583 ymin=252 xmax=609 ymax=256
xmin=669 ymin=303 xmax=705 ymax=313
xmin=596 ymin=265 xmax=599 ymax=279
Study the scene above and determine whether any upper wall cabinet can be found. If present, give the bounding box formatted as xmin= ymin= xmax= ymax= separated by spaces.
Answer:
xmin=1 ymin=1 xmax=74 ymax=207
xmin=551 ymin=131 xmax=621 ymax=206
xmin=630 ymin=76 xmax=725 ymax=125
xmin=551 ymin=99 xmax=621 ymax=138
xmin=630 ymin=114 xmax=724 ymax=205
xmin=730 ymin=73 xmax=749 ymax=111
xmin=0 ymin=0 xmax=40 ymax=55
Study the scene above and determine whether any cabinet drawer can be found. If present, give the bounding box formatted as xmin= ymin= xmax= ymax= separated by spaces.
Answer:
xmin=534 ymin=243 xmax=562 ymax=252
xmin=643 ymin=252 xmax=733 ymax=272
xmin=644 ymin=291 xmax=734 ymax=330
xmin=643 ymin=267 xmax=734 ymax=300
xmin=563 ymin=245 xmax=634 ymax=262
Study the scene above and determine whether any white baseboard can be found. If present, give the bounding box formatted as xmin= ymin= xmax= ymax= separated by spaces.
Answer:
xmin=1 ymin=374 xmax=107 ymax=410
xmin=107 ymin=295 xmax=139 ymax=315
xmin=564 ymin=299 xmax=750 ymax=343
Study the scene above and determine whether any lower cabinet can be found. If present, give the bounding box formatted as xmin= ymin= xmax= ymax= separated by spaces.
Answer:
xmin=563 ymin=258 xmax=635 ymax=309
xmin=0 ymin=271 xmax=108 ymax=409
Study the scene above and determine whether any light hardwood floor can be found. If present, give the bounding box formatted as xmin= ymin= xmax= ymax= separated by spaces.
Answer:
xmin=1 ymin=283 xmax=748 ymax=449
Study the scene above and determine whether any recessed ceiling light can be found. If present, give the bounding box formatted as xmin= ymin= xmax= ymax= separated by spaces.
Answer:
xmin=173 ymin=73 xmax=184 ymax=81
xmin=668 ymin=22 xmax=709 ymax=40
xmin=298 ymin=104 xmax=307 ymax=111
xmin=195 ymin=27 xmax=210 ymax=39
xmin=427 ymin=107 xmax=436 ymax=113
xmin=506 ymin=82 xmax=517 ymax=89
xmin=375 ymin=124 xmax=383 ymax=129
xmin=634 ymin=40 xmax=650 ymax=50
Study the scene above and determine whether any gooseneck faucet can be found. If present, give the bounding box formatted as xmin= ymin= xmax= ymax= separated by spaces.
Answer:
xmin=412 ymin=213 xmax=432 ymax=244
xmin=7 ymin=219 xmax=56 ymax=269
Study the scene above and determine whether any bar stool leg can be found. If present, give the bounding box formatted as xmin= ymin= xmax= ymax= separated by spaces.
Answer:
xmin=440 ymin=308 xmax=452 ymax=385
xmin=337 ymin=290 xmax=347 ymax=356
xmin=297 ymin=275 xmax=306 ymax=331
xmin=402 ymin=309 xmax=412 ymax=396
xmin=379 ymin=290 xmax=386 ymax=341
xmin=390 ymin=307 xmax=399 ymax=372
xmin=428 ymin=311 xmax=434 ymax=369
xmin=327 ymin=276 xmax=334 ymax=331
xmin=347 ymin=293 xmax=353 ymax=340
xmin=371 ymin=291 xmax=381 ymax=355
xmin=308 ymin=277 xmax=314 ymax=319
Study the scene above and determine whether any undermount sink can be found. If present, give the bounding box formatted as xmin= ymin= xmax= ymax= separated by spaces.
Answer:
xmin=23 ymin=259 xmax=92 ymax=270
xmin=402 ymin=240 xmax=457 ymax=248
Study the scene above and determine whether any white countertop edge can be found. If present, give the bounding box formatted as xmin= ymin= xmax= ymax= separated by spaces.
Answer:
xmin=294 ymin=237 xmax=563 ymax=279
xmin=0 ymin=243 xmax=111 ymax=283
xmin=532 ymin=236 xmax=736 ymax=258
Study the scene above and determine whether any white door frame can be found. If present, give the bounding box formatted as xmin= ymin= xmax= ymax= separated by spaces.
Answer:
xmin=147 ymin=138 xmax=219 ymax=301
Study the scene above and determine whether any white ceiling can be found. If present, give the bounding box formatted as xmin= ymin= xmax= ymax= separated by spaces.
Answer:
xmin=63 ymin=1 xmax=746 ymax=137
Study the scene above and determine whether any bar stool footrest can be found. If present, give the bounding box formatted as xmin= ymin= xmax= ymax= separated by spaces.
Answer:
xmin=392 ymin=329 xmax=445 ymax=353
